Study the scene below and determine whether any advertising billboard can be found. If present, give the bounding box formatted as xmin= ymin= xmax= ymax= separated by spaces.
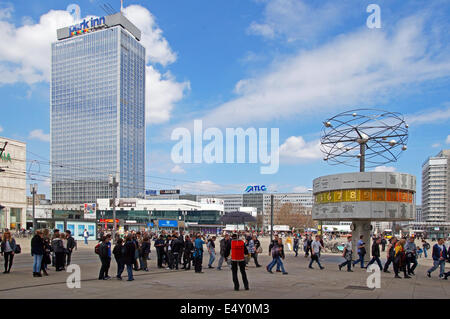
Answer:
xmin=159 ymin=189 xmax=180 ymax=195
xmin=83 ymin=203 xmax=96 ymax=219
xmin=158 ymin=219 xmax=178 ymax=227
xmin=109 ymin=199 xmax=136 ymax=207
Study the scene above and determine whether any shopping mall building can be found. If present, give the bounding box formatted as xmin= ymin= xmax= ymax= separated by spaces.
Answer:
xmin=0 ymin=137 xmax=27 ymax=230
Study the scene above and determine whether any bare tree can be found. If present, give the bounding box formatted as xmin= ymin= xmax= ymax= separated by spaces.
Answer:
xmin=274 ymin=202 xmax=317 ymax=230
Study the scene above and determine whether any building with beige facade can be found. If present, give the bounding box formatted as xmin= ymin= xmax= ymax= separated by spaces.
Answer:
xmin=0 ymin=137 xmax=27 ymax=230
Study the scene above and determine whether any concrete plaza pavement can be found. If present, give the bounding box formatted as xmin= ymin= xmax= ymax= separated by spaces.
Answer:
xmin=0 ymin=237 xmax=448 ymax=299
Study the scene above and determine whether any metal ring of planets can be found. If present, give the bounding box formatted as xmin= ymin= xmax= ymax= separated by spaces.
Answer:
xmin=320 ymin=108 xmax=408 ymax=168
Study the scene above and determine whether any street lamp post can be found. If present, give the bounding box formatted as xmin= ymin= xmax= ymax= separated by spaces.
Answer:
xmin=30 ymin=184 xmax=37 ymax=232
xmin=109 ymin=175 xmax=119 ymax=244
xmin=270 ymin=194 xmax=274 ymax=242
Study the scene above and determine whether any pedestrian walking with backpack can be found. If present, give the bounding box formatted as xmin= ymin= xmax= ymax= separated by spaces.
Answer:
xmin=51 ymin=233 xmax=65 ymax=271
xmin=405 ymin=236 xmax=418 ymax=275
xmin=422 ymin=239 xmax=430 ymax=258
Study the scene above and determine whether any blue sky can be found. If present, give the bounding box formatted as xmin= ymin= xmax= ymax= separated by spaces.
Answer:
xmin=0 ymin=0 xmax=449 ymax=201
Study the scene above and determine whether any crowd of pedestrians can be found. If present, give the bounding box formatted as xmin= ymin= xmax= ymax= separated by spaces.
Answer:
xmin=1 ymin=227 xmax=449 ymax=291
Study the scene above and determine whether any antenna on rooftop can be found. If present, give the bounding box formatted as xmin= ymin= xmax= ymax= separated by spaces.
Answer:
xmin=121 ymin=0 xmax=124 ymax=12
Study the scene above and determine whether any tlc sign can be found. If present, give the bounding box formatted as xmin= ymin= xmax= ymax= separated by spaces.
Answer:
xmin=69 ymin=16 xmax=106 ymax=36
xmin=245 ymin=185 xmax=267 ymax=193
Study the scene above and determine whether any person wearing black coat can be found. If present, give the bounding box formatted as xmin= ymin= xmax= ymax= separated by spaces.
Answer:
xmin=171 ymin=237 xmax=184 ymax=270
xmin=65 ymin=230 xmax=77 ymax=266
xmin=31 ymin=230 xmax=44 ymax=277
xmin=154 ymin=235 xmax=166 ymax=268
xmin=367 ymin=238 xmax=383 ymax=270
xmin=113 ymin=238 xmax=125 ymax=280
xmin=123 ymin=235 xmax=135 ymax=281
xmin=140 ymin=237 xmax=151 ymax=271
xmin=41 ymin=230 xmax=52 ymax=276
xmin=165 ymin=235 xmax=175 ymax=269
xmin=51 ymin=233 xmax=65 ymax=271
xmin=183 ymin=235 xmax=194 ymax=270
xmin=98 ymin=235 xmax=112 ymax=280
xmin=177 ymin=232 xmax=185 ymax=267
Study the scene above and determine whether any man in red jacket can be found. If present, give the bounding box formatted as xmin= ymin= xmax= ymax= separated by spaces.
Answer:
xmin=230 ymin=233 xmax=249 ymax=291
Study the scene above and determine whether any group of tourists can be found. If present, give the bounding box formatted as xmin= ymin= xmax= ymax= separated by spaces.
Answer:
xmin=30 ymin=228 xmax=77 ymax=277
xmin=94 ymin=230 xmax=251 ymax=290
xmin=336 ymin=234 xmax=450 ymax=280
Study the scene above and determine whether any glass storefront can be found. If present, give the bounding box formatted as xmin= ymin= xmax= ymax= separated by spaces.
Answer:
xmin=98 ymin=209 xmax=223 ymax=228
xmin=9 ymin=208 xmax=22 ymax=230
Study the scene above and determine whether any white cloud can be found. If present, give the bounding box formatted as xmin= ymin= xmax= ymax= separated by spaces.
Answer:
xmin=248 ymin=22 xmax=275 ymax=39
xmin=292 ymin=186 xmax=310 ymax=193
xmin=29 ymin=129 xmax=50 ymax=142
xmin=432 ymin=143 xmax=441 ymax=148
xmin=170 ymin=165 xmax=186 ymax=174
xmin=247 ymin=0 xmax=348 ymax=42
xmin=279 ymin=136 xmax=322 ymax=161
xmin=0 ymin=125 xmax=3 ymax=133
xmin=446 ymin=135 xmax=450 ymax=144
xmin=0 ymin=4 xmax=188 ymax=124
xmin=0 ymin=9 xmax=75 ymax=84
xmin=406 ymin=105 xmax=450 ymax=125
xmin=123 ymin=5 xmax=176 ymax=66
xmin=195 ymin=15 xmax=450 ymax=128
xmin=176 ymin=180 xmax=225 ymax=194
xmin=372 ymin=166 xmax=396 ymax=172
xmin=146 ymin=66 xmax=190 ymax=124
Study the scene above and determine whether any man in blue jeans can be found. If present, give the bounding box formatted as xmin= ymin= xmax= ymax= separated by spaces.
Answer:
xmin=309 ymin=235 xmax=324 ymax=269
xmin=352 ymin=235 xmax=366 ymax=269
xmin=83 ymin=229 xmax=89 ymax=245
xmin=427 ymin=238 xmax=447 ymax=278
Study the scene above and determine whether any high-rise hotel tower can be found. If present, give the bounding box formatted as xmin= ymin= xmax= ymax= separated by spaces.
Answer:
xmin=51 ymin=13 xmax=145 ymax=204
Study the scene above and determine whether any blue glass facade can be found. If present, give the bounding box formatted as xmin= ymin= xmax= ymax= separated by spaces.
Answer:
xmin=51 ymin=26 xmax=145 ymax=204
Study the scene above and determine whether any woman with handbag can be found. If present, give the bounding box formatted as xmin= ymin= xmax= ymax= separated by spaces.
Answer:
xmin=393 ymin=239 xmax=410 ymax=279
xmin=0 ymin=231 xmax=16 ymax=273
